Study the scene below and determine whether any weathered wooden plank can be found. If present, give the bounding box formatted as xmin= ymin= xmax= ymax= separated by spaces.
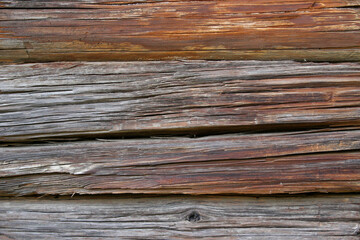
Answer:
xmin=1 ymin=60 xmax=360 ymax=142
xmin=0 ymin=0 xmax=360 ymax=62
xmin=0 ymin=194 xmax=359 ymax=239
xmin=1 ymin=129 xmax=360 ymax=196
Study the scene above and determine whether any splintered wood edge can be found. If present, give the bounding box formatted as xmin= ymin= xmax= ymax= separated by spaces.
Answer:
xmin=1 ymin=129 xmax=360 ymax=196
xmin=1 ymin=60 xmax=360 ymax=142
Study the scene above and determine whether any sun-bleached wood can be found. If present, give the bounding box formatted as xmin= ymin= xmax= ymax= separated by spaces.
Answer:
xmin=1 ymin=195 xmax=360 ymax=239
xmin=1 ymin=60 xmax=360 ymax=142
xmin=0 ymin=0 xmax=360 ymax=62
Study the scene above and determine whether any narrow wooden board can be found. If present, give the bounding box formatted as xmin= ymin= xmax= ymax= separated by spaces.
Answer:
xmin=1 ymin=129 xmax=360 ymax=196
xmin=1 ymin=61 xmax=360 ymax=142
xmin=1 ymin=195 xmax=360 ymax=239
xmin=1 ymin=0 xmax=360 ymax=62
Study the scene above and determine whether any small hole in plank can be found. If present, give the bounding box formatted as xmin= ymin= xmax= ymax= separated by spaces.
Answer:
xmin=186 ymin=211 xmax=201 ymax=222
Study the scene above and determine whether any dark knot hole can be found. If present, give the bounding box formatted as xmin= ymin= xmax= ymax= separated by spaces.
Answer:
xmin=186 ymin=210 xmax=201 ymax=222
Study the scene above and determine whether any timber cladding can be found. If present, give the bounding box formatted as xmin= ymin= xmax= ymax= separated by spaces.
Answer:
xmin=1 ymin=195 xmax=360 ymax=239
xmin=0 ymin=0 xmax=360 ymax=62
xmin=1 ymin=0 xmax=360 ymax=239
xmin=1 ymin=61 xmax=360 ymax=196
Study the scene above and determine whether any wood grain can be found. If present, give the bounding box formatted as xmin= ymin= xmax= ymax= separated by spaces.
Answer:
xmin=0 ymin=0 xmax=360 ymax=62
xmin=1 ymin=60 xmax=360 ymax=142
xmin=1 ymin=1 xmax=360 ymax=236
xmin=1 ymin=129 xmax=360 ymax=196
xmin=1 ymin=194 xmax=360 ymax=239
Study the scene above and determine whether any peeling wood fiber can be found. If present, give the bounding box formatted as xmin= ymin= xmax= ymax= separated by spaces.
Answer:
xmin=0 ymin=0 xmax=360 ymax=62
xmin=1 ymin=60 xmax=360 ymax=196
xmin=1 ymin=60 xmax=360 ymax=142
xmin=1 ymin=129 xmax=360 ymax=196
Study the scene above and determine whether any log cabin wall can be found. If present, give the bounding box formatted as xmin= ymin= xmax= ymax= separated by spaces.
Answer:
xmin=1 ymin=1 xmax=360 ymax=239
xmin=0 ymin=0 xmax=360 ymax=62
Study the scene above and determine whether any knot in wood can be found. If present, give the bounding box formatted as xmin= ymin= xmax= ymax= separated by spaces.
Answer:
xmin=186 ymin=210 xmax=201 ymax=222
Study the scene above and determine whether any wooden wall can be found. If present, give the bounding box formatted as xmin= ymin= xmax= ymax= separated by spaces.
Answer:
xmin=1 ymin=0 xmax=360 ymax=62
xmin=1 ymin=0 xmax=360 ymax=239
xmin=1 ymin=195 xmax=360 ymax=239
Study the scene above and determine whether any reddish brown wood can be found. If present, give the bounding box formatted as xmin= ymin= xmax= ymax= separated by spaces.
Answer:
xmin=0 ymin=0 xmax=360 ymax=62
xmin=1 ymin=129 xmax=360 ymax=196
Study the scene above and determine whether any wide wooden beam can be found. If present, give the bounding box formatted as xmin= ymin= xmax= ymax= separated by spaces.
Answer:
xmin=1 ymin=195 xmax=360 ymax=239
xmin=0 ymin=0 xmax=360 ymax=62
xmin=1 ymin=61 xmax=360 ymax=142
xmin=1 ymin=129 xmax=360 ymax=196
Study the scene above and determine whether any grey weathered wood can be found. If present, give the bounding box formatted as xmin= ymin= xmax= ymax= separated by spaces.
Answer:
xmin=0 ymin=194 xmax=360 ymax=239
xmin=1 ymin=2 xmax=359 ymax=237
xmin=1 ymin=60 xmax=360 ymax=142
xmin=1 ymin=129 xmax=360 ymax=196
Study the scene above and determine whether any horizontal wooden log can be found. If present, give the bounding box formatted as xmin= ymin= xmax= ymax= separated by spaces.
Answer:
xmin=0 ymin=0 xmax=360 ymax=62
xmin=1 ymin=194 xmax=360 ymax=239
xmin=1 ymin=60 xmax=360 ymax=142
xmin=1 ymin=129 xmax=360 ymax=196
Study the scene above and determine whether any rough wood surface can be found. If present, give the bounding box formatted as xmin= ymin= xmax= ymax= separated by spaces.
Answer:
xmin=1 ymin=0 xmax=360 ymax=62
xmin=1 ymin=129 xmax=360 ymax=196
xmin=1 ymin=60 xmax=360 ymax=142
xmin=1 ymin=194 xmax=360 ymax=239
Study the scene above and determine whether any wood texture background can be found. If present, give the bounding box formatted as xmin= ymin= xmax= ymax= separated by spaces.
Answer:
xmin=1 ymin=0 xmax=360 ymax=62
xmin=1 ymin=131 xmax=360 ymax=196
xmin=1 ymin=61 xmax=360 ymax=142
xmin=1 ymin=1 xmax=360 ymax=237
xmin=1 ymin=60 xmax=360 ymax=196
xmin=1 ymin=195 xmax=360 ymax=239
